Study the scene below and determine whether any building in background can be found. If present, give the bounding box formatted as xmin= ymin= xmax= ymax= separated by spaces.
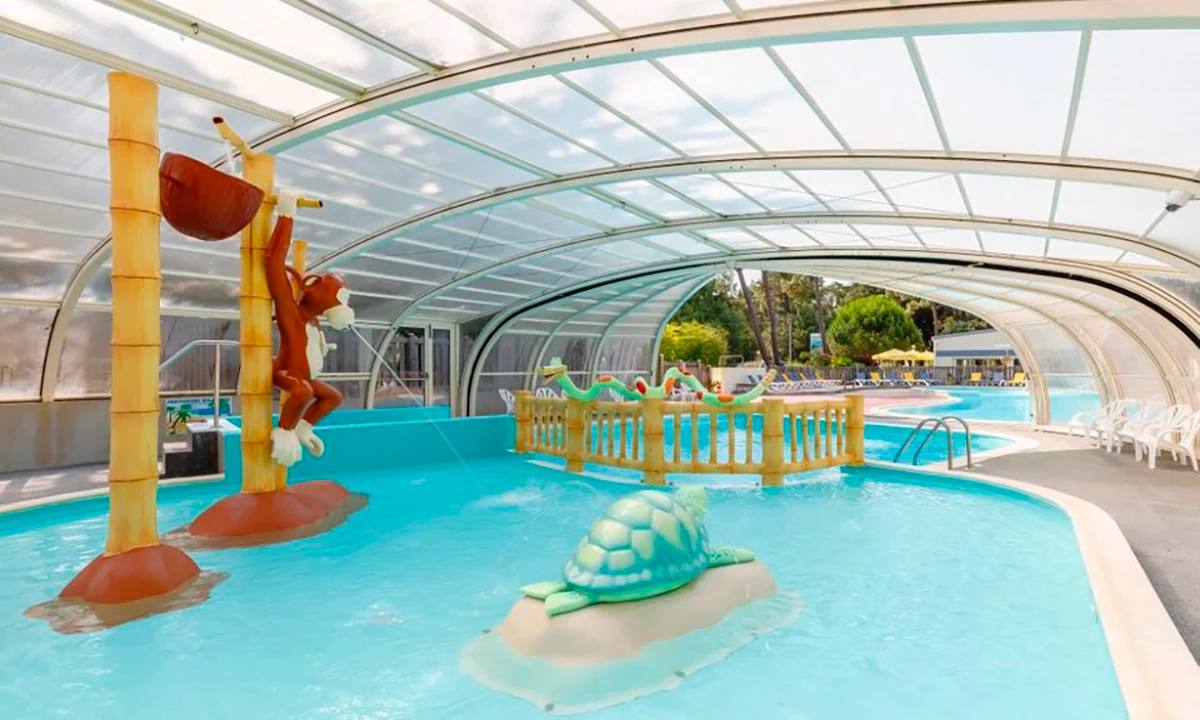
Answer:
xmin=933 ymin=329 xmax=1018 ymax=370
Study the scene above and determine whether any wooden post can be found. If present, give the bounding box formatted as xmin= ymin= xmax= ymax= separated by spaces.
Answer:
xmin=273 ymin=239 xmax=306 ymax=491
xmin=847 ymin=394 xmax=866 ymax=465
xmin=238 ymin=151 xmax=276 ymax=494
xmin=761 ymin=399 xmax=784 ymax=487
xmin=642 ymin=397 xmax=666 ymax=486
xmin=514 ymin=391 xmax=532 ymax=453
xmin=105 ymin=72 xmax=162 ymax=555
xmin=565 ymin=397 xmax=585 ymax=472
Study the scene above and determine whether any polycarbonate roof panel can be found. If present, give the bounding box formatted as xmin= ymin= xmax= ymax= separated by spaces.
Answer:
xmin=437 ymin=0 xmax=606 ymax=48
xmin=720 ymin=172 xmax=817 ymax=212
xmin=479 ymin=76 xmax=675 ymax=164
xmin=154 ymin=0 xmax=417 ymax=85
xmin=918 ymin=31 xmax=1079 ymax=156
xmin=326 ymin=116 xmax=539 ymax=189
xmin=535 ymin=191 xmax=646 ymax=228
xmin=1070 ymin=30 xmax=1200 ymax=170
xmin=595 ymin=181 xmax=709 ymax=219
xmin=870 ymin=172 xmax=967 ymax=215
xmin=978 ymin=231 xmax=1046 ymax=258
xmin=302 ymin=0 xmax=506 ymax=64
xmin=582 ymin=0 xmax=728 ymax=28
xmin=773 ymin=38 xmax=942 ymax=150
xmin=657 ymin=49 xmax=840 ymax=152
xmin=5 ymin=0 xmax=338 ymax=114
xmin=404 ymin=94 xmax=610 ymax=174
xmin=658 ymin=175 xmax=763 ymax=215
xmin=639 ymin=233 xmax=718 ymax=256
xmin=1053 ymin=182 xmax=1159 ymax=237
xmin=753 ymin=226 xmax=819 ymax=248
xmin=960 ymin=175 xmax=1055 ymax=224
xmin=912 ymin=228 xmax=981 ymax=252
xmin=561 ymin=62 xmax=755 ymax=155
xmin=788 ymin=171 xmax=892 ymax=214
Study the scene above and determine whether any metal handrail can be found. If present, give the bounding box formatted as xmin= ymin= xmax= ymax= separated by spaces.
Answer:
xmin=894 ymin=415 xmax=974 ymax=470
xmin=940 ymin=415 xmax=974 ymax=469
xmin=159 ymin=340 xmax=238 ymax=427
xmin=894 ymin=417 xmax=949 ymax=466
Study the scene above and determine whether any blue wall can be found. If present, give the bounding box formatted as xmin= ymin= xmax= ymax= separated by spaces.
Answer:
xmin=222 ymin=405 xmax=450 ymax=429
xmin=222 ymin=412 xmax=514 ymax=482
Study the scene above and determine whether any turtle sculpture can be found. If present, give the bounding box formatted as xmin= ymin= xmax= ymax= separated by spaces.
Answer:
xmin=540 ymin=357 xmax=776 ymax=407
xmin=520 ymin=486 xmax=755 ymax=616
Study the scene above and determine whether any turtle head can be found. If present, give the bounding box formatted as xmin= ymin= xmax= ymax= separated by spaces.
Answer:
xmin=540 ymin=357 xmax=568 ymax=384
xmin=674 ymin=486 xmax=708 ymax=522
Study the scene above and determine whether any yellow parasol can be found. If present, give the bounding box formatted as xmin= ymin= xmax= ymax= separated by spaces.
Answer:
xmin=871 ymin=348 xmax=910 ymax=364
xmin=905 ymin=349 xmax=936 ymax=364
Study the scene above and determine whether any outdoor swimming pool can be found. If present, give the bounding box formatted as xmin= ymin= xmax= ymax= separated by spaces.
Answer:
xmin=888 ymin=387 xmax=1102 ymax=425
xmin=0 ymin=457 xmax=1125 ymax=719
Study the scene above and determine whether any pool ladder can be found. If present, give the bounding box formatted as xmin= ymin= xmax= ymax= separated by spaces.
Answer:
xmin=893 ymin=416 xmax=974 ymax=470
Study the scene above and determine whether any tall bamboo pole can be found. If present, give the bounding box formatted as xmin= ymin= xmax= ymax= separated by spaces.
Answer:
xmin=642 ymin=398 xmax=666 ymax=486
xmin=239 ymin=152 xmax=276 ymax=494
xmin=274 ymin=240 xmax=306 ymax=490
xmin=105 ymin=72 xmax=162 ymax=555
xmin=761 ymin=399 xmax=784 ymax=487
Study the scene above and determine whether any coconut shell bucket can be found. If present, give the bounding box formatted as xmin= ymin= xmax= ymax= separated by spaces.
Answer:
xmin=159 ymin=152 xmax=264 ymax=241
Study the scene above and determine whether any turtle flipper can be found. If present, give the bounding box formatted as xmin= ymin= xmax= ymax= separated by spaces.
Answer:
xmin=544 ymin=590 xmax=593 ymax=616
xmin=521 ymin=580 xmax=568 ymax=600
xmin=708 ymin=545 xmax=755 ymax=567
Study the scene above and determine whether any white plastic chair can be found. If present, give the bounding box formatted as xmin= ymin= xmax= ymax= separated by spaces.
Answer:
xmin=535 ymin=386 xmax=559 ymax=399
xmin=602 ymin=387 xmax=624 ymax=403
xmin=498 ymin=388 xmax=515 ymax=414
xmin=1116 ymin=403 xmax=1190 ymax=455
xmin=1076 ymin=399 xmax=1132 ymax=447
xmin=1135 ymin=409 xmax=1200 ymax=470
xmin=1108 ymin=402 xmax=1167 ymax=453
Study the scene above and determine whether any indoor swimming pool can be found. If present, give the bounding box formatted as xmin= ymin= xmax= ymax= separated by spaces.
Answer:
xmin=0 ymin=457 xmax=1125 ymax=719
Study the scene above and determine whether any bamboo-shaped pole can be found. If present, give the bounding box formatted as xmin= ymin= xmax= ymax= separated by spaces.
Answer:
xmin=238 ymin=150 xmax=276 ymax=494
xmin=761 ymin=399 xmax=784 ymax=487
xmin=642 ymin=398 xmax=666 ymax=486
xmin=847 ymin=394 xmax=866 ymax=465
xmin=105 ymin=72 xmax=164 ymax=555
xmin=514 ymin=391 xmax=531 ymax=452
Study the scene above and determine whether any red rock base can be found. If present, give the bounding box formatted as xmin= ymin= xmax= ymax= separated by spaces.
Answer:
xmin=169 ymin=480 xmax=367 ymax=550
xmin=26 ymin=544 xmax=226 ymax=634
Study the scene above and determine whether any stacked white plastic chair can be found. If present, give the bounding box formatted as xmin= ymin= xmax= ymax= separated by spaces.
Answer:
xmin=1071 ymin=399 xmax=1133 ymax=447
xmin=498 ymin=388 xmax=516 ymax=414
xmin=535 ymin=386 xmax=559 ymax=399
xmin=1133 ymin=408 xmax=1200 ymax=470
xmin=1113 ymin=403 xmax=1188 ymax=454
xmin=1107 ymin=402 xmax=1167 ymax=453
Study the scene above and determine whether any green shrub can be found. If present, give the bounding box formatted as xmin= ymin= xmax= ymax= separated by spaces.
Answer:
xmin=660 ymin=321 xmax=728 ymax=366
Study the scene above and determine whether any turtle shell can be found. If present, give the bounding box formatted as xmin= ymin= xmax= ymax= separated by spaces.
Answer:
xmin=562 ymin=489 xmax=709 ymax=596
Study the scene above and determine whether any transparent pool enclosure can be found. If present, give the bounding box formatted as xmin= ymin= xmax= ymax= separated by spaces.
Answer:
xmin=4 ymin=1 xmax=1200 ymax=426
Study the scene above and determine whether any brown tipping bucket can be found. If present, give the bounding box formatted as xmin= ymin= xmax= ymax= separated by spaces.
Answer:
xmin=159 ymin=152 xmax=264 ymax=241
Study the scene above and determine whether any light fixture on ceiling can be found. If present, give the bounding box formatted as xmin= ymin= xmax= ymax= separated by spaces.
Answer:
xmin=1164 ymin=189 xmax=1192 ymax=213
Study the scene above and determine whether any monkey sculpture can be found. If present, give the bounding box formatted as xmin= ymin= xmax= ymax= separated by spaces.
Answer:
xmin=267 ymin=190 xmax=355 ymax=467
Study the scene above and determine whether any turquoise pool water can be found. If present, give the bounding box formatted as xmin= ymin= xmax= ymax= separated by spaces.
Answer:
xmin=0 ymin=458 xmax=1125 ymax=719
xmin=889 ymin=387 xmax=1102 ymax=425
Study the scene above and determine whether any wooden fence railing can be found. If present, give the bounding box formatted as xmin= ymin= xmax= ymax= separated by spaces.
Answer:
xmin=515 ymin=393 xmax=864 ymax=486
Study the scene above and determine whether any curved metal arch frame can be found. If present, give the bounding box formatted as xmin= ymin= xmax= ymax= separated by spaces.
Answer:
xmin=801 ymin=265 xmax=1113 ymax=421
xmin=463 ymin=248 xmax=1200 ymax=419
xmin=522 ymin=272 xmax=707 ymax=391
xmin=903 ymin=271 xmax=1191 ymax=408
xmin=396 ymin=212 xmax=1200 ymax=326
xmin=31 ymin=0 xmax=1200 ymax=401
xmin=308 ymin=151 xmax=1200 ymax=272
xmin=594 ymin=275 xmax=716 ymax=383
xmin=256 ymin=0 xmax=1200 ymax=153
xmin=822 ymin=261 xmax=1189 ymax=407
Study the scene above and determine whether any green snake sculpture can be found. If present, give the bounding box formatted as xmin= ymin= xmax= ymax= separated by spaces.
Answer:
xmin=539 ymin=358 xmax=777 ymax=407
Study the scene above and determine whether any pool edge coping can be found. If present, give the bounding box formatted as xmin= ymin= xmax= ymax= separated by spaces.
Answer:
xmin=868 ymin=459 xmax=1200 ymax=720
